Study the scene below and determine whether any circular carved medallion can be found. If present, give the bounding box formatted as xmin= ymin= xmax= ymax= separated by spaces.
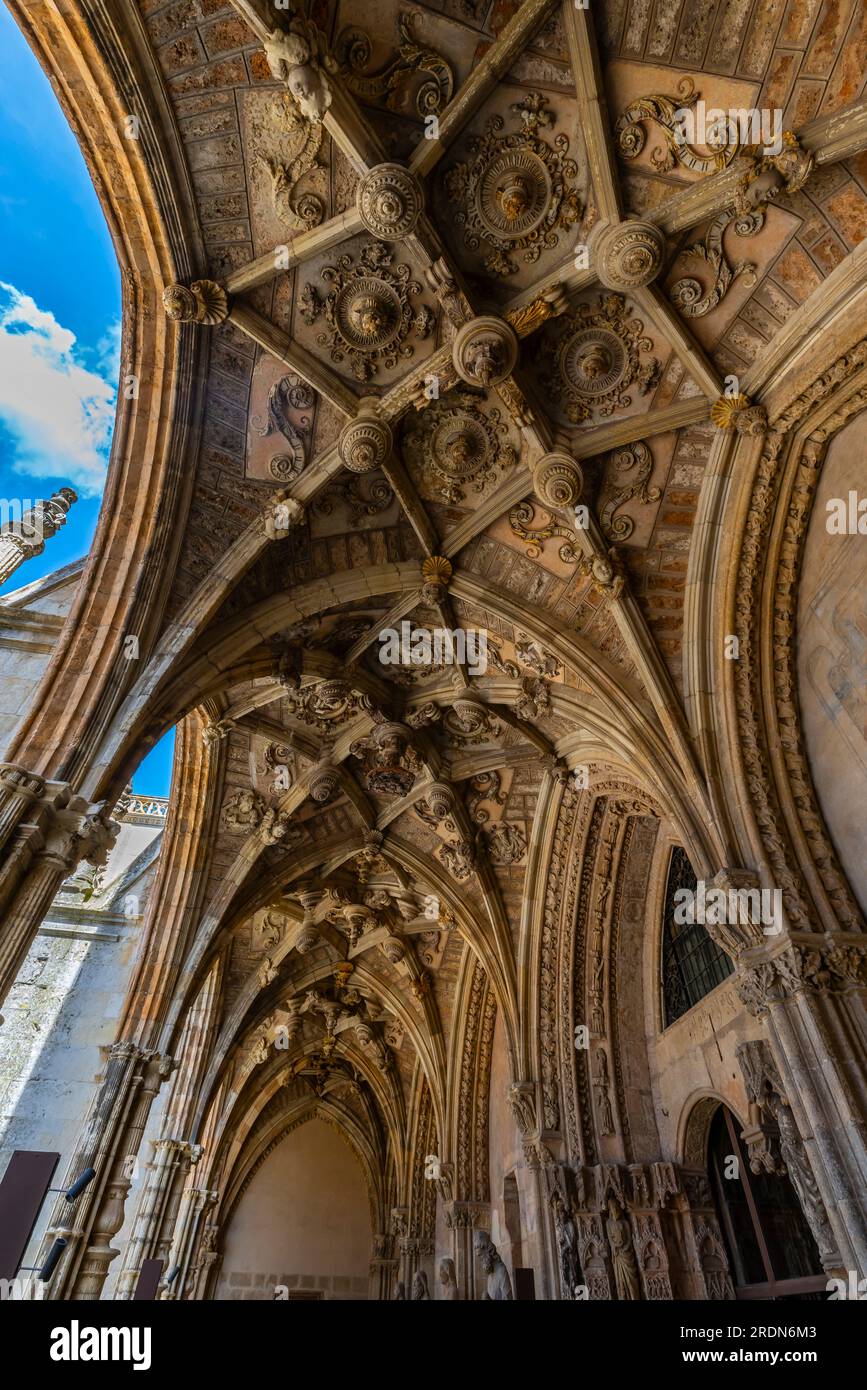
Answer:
xmin=561 ymin=327 xmax=627 ymax=397
xmin=431 ymin=412 xmax=490 ymax=482
xmin=591 ymin=219 xmax=666 ymax=290
xmin=335 ymin=278 xmax=403 ymax=351
xmin=476 ymin=150 xmax=552 ymax=240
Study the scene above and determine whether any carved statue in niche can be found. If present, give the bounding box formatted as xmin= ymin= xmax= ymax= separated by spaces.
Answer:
xmin=411 ymin=1270 xmax=431 ymax=1300
xmin=394 ymin=1279 xmax=407 ymax=1300
xmin=473 ymin=1231 xmax=513 ymax=1301
xmin=605 ymin=1198 xmax=640 ymax=1300
xmin=594 ymin=1047 xmax=615 ymax=1136
xmin=551 ymin=1189 xmax=583 ymax=1297
xmin=438 ymin=1257 xmax=459 ymax=1300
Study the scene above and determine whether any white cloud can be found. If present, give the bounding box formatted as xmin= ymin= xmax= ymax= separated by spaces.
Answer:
xmin=0 ymin=281 xmax=117 ymax=497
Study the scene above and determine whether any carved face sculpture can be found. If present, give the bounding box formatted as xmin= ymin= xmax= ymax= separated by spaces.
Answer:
xmin=162 ymin=285 xmax=196 ymax=322
xmin=578 ymin=344 xmax=612 ymax=380
xmin=498 ymin=175 xmax=532 ymax=221
xmin=288 ymin=64 xmax=330 ymax=122
xmin=349 ymin=293 xmax=390 ymax=340
xmin=263 ymin=29 xmax=309 ymax=83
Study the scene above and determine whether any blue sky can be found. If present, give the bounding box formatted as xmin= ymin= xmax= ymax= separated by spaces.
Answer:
xmin=0 ymin=5 xmax=174 ymax=794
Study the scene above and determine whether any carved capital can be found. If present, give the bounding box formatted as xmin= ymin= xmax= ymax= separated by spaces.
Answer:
xmin=711 ymin=392 xmax=767 ymax=435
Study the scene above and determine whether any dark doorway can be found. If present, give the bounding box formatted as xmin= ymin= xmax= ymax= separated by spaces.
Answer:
xmin=708 ymin=1105 xmax=826 ymax=1299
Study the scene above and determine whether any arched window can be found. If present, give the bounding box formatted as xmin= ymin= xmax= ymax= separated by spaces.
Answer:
xmin=661 ymin=847 xmax=733 ymax=1026
xmin=707 ymin=1106 xmax=826 ymax=1299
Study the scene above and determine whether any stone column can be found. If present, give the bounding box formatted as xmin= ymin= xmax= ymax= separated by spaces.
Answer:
xmin=114 ymin=1139 xmax=201 ymax=1300
xmin=443 ymin=1201 xmax=489 ymax=1300
xmin=507 ymin=1080 xmax=560 ymax=1299
xmin=40 ymin=1043 xmax=172 ymax=1299
xmin=0 ymin=765 xmax=45 ymax=852
xmin=706 ymin=876 xmax=867 ymax=1280
xmin=368 ymin=1233 xmax=397 ymax=1300
xmin=0 ymin=800 xmax=118 ymax=1004
xmin=0 ymin=488 xmax=76 ymax=585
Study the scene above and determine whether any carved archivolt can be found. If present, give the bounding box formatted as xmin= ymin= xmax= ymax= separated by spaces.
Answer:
xmin=732 ymin=357 xmax=867 ymax=934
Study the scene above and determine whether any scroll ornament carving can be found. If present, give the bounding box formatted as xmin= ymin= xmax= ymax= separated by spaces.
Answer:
xmin=336 ymin=12 xmax=453 ymax=118
xmin=540 ymin=294 xmax=660 ymax=423
xmin=253 ymin=374 xmax=314 ymax=484
xmin=259 ymin=93 xmax=326 ymax=230
xmin=508 ymin=497 xmax=580 ymax=564
xmin=615 ymin=79 xmax=740 ymax=176
xmin=444 ymin=91 xmax=581 ymax=278
xmin=670 ymin=207 xmax=762 ymax=318
xmin=599 ymin=441 xmax=660 ymax=542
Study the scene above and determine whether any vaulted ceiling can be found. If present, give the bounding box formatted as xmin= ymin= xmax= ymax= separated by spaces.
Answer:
xmin=10 ymin=0 xmax=867 ymax=1219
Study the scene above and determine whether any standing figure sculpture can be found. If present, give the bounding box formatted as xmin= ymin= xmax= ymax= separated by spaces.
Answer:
xmin=473 ymin=1230 xmax=513 ymax=1300
xmin=438 ymin=1257 xmax=459 ymax=1300
xmin=551 ymin=1189 xmax=583 ymax=1297
xmin=411 ymin=1270 xmax=431 ymax=1300
xmin=605 ymin=1198 xmax=640 ymax=1300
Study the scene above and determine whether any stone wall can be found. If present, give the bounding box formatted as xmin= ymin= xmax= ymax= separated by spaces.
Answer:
xmin=215 ymin=1118 xmax=372 ymax=1300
